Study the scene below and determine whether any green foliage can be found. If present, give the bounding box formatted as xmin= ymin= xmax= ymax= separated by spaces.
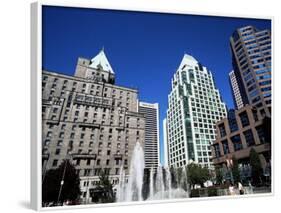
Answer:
xmin=215 ymin=167 xmax=223 ymax=185
xmin=232 ymin=156 xmax=240 ymax=184
xmin=207 ymin=187 xmax=218 ymax=197
xmin=42 ymin=160 xmax=81 ymax=205
xmin=95 ymin=169 xmax=115 ymax=203
xmin=249 ymin=148 xmax=263 ymax=186
xmin=187 ymin=163 xmax=211 ymax=188
xmin=190 ymin=189 xmax=200 ymax=197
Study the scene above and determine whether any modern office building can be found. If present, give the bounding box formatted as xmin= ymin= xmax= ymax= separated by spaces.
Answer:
xmin=165 ymin=54 xmax=227 ymax=169
xmin=230 ymin=25 xmax=271 ymax=116
xmin=211 ymin=105 xmax=271 ymax=180
xmin=42 ymin=49 xmax=146 ymax=203
xmin=163 ymin=118 xmax=169 ymax=168
xmin=229 ymin=70 xmax=245 ymax=109
xmin=138 ymin=102 xmax=160 ymax=168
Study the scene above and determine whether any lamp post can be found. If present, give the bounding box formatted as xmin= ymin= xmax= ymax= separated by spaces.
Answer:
xmin=57 ymin=152 xmax=72 ymax=206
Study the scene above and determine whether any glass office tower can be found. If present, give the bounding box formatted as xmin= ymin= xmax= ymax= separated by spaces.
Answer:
xmin=230 ymin=26 xmax=271 ymax=116
xmin=165 ymin=54 xmax=227 ymax=169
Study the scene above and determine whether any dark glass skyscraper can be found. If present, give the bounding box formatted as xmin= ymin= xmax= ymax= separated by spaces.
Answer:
xmin=230 ymin=25 xmax=271 ymax=116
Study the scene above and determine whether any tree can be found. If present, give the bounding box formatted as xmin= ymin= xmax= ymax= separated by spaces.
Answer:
xmin=95 ymin=169 xmax=115 ymax=203
xmin=249 ymin=148 xmax=263 ymax=186
xmin=232 ymin=156 xmax=240 ymax=184
xmin=215 ymin=167 xmax=223 ymax=185
xmin=187 ymin=163 xmax=210 ymax=188
xmin=42 ymin=160 xmax=81 ymax=205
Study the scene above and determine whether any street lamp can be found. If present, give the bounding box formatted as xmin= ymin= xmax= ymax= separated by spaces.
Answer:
xmin=57 ymin=152 xmax=72 ymax=205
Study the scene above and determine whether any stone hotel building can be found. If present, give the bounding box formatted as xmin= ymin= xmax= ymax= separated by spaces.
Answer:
xmin=42 ymin=50 xmax=147 ymax=203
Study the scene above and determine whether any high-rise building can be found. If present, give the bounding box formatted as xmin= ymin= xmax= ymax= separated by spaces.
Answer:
xmin=229 ymin=70 xmax=245 ymax=109
xmin=42 ymin=49 xmax=146 ymax=203
xmin=163 ymin=118 xmax=169 ymax=168
xmin=138 ymin=102 xmax=160 ymax=168
xmin=165 ymin=54 xmax=227 ymax=169
xmin=230 ymin=25 xmax=271 ymax=116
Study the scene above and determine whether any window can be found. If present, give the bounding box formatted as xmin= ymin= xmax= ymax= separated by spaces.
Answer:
xmin=256 ymin=125 xmax=266 ymax=144
xmin=222 ymin=140 xmax=230 ymax=154
xmin=55 ymin=149 xmax=60 ymax=155
xmin=60 ymin=124 xmax=66 ymax=130
xmin=252 ymin=109 xmax=259 ymax=122
xmin=96 ymin=159 xmax=100 ymax=166
xmin=57 ymin=140 xmax=62 ymax=146
xmin=239 ymin=111 xmax=250 ymax=127
xmin=44 ymin=140 xmax=50 ymax=146
xmin=228 ymin=111 xmax=238 ymax=132
xmin=213 ymin=144 xmax=221 ymax=158
xmin=76 ymin=159 xmax=80 ymax=166
xmin=218 ymin=123 xmax=226 ymax=138
xmin=243 ymin=129 xmax=255 ymax=147
xmin=52 ymin=160 xmax=58 ymax=166
xmin=68 ymin=140 xmax=73 ymax=148
xmin=47 ymin=131 xmax=52 ymax=137
xmin=231 ymin=134 xmax=243 ymax=151
xmin=70 ymin=133 xmax=75 ymax=139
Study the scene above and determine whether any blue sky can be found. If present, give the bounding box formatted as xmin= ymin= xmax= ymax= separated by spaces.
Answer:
xmin=42 ymin=6 xmax=271 ymax=164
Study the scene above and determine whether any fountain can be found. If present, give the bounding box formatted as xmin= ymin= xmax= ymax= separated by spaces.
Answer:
xmin=116 ymin=142 xmax=189 ymax=202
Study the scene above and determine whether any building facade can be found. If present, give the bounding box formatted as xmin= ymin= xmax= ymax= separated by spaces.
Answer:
xmin=211 ymin=105 xmax=271 ymax=180
xmin=230 ymin=26 xmax=271 ymax=116
xmin=42 ymin=49 xmax=145 ymax=203
xmin=163 ymin=118 xmax=169 ymax=168
xmin=229 ymin=70 xmax=245 ymax=109
xmin=165 ymin=54 xmax=227 ymax=169
xmin=138 ymin=102 xmax=160 ymax=169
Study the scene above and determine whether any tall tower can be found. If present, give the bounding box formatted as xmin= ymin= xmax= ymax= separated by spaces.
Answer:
xmin=138 ymin=102 xmax=160 ymax=168
xmin=163 ymin=118 xmax=169 ymax=168
xmin=165 ymin=54 xmax=227 ymax=169
xmin=229 ymin=70 xmax=245 ymax=109
xmin=230 ymin=25 xmax=271 ymax=116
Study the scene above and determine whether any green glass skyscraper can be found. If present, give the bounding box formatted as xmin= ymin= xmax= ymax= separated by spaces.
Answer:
xmin=164 ymin=54 xmax=227 ymax=169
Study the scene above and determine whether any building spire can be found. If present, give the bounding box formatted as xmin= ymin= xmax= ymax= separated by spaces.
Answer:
xmin=89 ymin=49 xmax=114 ymax=74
